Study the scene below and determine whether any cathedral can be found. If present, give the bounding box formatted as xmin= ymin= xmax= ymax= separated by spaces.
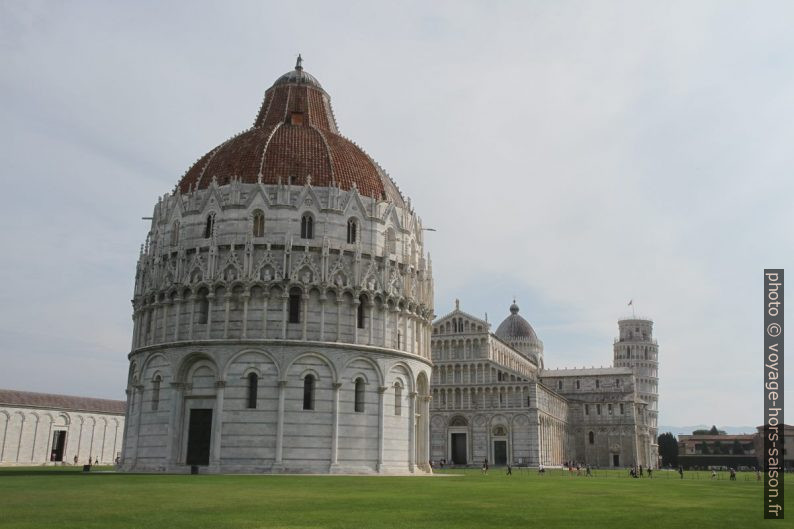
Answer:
xmin=429 ymin=300 xmax=659 ymax=469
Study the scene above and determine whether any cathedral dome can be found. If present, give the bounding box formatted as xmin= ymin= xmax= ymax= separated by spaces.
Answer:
xmin=494 ymin=301 xmax=544 ymax=367
xmin=176 ymin=57 xmax=405 ymax=206
xmin=495 ymin=302 xmax=539 ymax=342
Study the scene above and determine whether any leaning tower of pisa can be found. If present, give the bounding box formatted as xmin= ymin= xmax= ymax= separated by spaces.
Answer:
xmin=613 ymin=318 xmax=659 ymax=466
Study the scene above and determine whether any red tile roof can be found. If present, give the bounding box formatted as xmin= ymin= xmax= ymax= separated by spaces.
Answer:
xmin=0 ymin=389 xmax=126 ymax=415
xmin=177 ymin=66 xmax=405 ymax=206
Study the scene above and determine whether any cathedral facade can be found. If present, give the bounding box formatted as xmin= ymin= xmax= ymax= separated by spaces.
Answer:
xmin=121 ymin=59 xmax=433 ymax=474
xmin=429 ymin=301 xmax=658 ymax=469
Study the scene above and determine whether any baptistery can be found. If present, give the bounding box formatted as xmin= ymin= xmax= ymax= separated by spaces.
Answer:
xmin=121 ymin=58 xmax=434 ymax=474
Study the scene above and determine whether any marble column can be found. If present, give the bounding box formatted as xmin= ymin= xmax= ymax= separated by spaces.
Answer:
xmin=210 ymin=381 xmax=225 ymax=469
xmin=223 ymin=293 xmax=231 ymax=339
xmin=166 ymin=382 xmax=185 ymax=467
xmin=173 ymin=297 xmax=182 ymax=341
xmin=377 ymin=385 xmax=387 ymax=472
xmin=408 ymin=392 xmax=416 ymax=472
xmin=319 ymin=296 xmax=326 ymax=341
xmin=275 ymin=380 xmax=287 ymax=466
xmin=205 ymin=293 xmax=214 ymax=339
xmin=241 ymin=292 xmax=250 ymax=338
xmin=301 ymin=294 xmax=309 ymax=340
xmin=330 ymin=382 xmax=342 ymax=469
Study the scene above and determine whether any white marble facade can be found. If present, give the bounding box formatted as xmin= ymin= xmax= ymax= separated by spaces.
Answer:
xmin=430 ymin=301 xmax=659 ymax=469
xmin=0 ymin=390 xmax=125 ymax=466
xmin=122 ymin=62 xmax=434 ymax=474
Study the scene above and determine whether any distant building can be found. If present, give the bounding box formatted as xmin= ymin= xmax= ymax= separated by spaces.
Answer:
xmin=754 ymin=424 xmax=794 ymax=470
xmin=0 ymin=389 xmax=126 ymax=466
xmin=677 ymin=432 xmax=757 ymax=469
xmin=429 ymin=300 xmax=658 ymax=468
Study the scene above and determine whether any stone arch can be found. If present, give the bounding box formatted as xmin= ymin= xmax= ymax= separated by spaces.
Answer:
xmin=449 ymin=415 xmax=468 ymax=427
xmin=416 ymin=371 xmax=430 ymax=397
xmin=386 ymin=362 xmax=415 ymax=392
xmin=128 ymin=361 xmax=140 ymax=386
xmin=342 ymin=356 xmax=384 ymax=386
xmin=176 ymin=352 xmax=219 ymax=383
xmin=141 ymin=352 xmax=172 ymax=379
xmin=222 ymin=349 xmax=281 ymax=380
xmin=285 ymin=352 xmax=337 ymax=384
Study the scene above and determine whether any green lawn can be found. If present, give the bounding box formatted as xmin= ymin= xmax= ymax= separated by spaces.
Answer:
xmin=0 ymin=466 xmax=786 ymax=529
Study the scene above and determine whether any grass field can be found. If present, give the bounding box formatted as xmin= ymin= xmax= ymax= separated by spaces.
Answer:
xmin=0 ymin=466 xmax=786 ymax=529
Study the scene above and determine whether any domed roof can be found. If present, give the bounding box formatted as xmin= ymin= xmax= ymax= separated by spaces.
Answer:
xmin=176 ymin=57 xmax=405 ymax=206
xmin=495 ymin=301 xmax=539 ymax=342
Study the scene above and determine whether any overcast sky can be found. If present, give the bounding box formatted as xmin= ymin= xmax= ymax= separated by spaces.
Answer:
xmin=1 ymin=0 xmax=791 ymax=428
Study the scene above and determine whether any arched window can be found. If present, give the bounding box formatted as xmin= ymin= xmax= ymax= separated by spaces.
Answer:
xmin=171 ymin=221 xmax=180 ymax=246
xmin=300 ymin=214 xmax=314 ymax=239
xmin=354 ymin=378 xmax=365 ymax=412
xmin=385 ymin=228 xmax=396 ymax=254
xmin=394 ymin=382 xmax=402 ymax=415
xmin=247 ymin=373 xmax=258 ymax=409
xmin=595 ymin=379 xmax=600 ymax=389
xmin=588 ymin=431 xmax=595 ymax=445
xmin=303 ymin=374 xmax=315 ymax=410
xmin=204 ymin=213 xmax=215 ymax=239
xmin=357 ymin=295 xmax=366 ymax=329
xmin=197 ymin=289 xmax=209 ymax=324
xmin=575 ymin=379 xmax=581 ymax=390
xmin=557 ymin=380 xmax=562 ymax=390
xmin=252 ymin=210 xmax=265 ymax=237
xmin=347 ymin=218 xmax=358 ymax=244
xmin=288 ymin=288 xmax=301 ymax=323
xmin=151 ymin=375 xmax=161 ymax=411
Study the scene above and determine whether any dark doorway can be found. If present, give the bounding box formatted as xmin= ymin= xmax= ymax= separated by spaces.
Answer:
xmin=186 ymin=409 xmax=213 ymax=466
xmin=50 ymin=431 xmax=67 ymax=462
xmin=494 ymin=440 xmax=507 ymax=465
xmin=451 ymin=433 xmax=467 ymax=465
xmin=613 ymin=454 xmax=620 ymax=467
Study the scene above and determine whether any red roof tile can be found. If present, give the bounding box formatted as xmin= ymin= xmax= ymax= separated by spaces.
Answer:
xmin=177 ymin=66 xmax=405 ymax=206
xmin=0 ymin=389 xmax=126 ymax=415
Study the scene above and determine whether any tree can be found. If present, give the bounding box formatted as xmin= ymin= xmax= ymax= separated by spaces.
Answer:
xmin=732 ymin=439 xmax=745 ymax=455
xmin=693 ymin=425 xmax=726 ymax=435
xmin=700 ymin=442 xmax=711 ymax=455
xmin=658 ymin=432 xmax=678 ymax=467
